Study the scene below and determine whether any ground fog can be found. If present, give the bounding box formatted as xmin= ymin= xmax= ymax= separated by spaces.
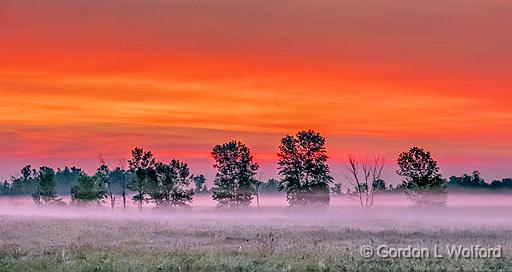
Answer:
xmin=1 ymin=193 xmax=511 ymax=271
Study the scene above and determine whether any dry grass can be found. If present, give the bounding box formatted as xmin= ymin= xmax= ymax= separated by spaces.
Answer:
xmin=1 ymin=211 xmax=511 ymax=271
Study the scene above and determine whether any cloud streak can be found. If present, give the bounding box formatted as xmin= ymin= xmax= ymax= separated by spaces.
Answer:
xmin=1 ymin=0 xmax=511 ymax=180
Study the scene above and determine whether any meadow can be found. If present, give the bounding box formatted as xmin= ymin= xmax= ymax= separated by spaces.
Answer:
xmin=1 ymin=194 xmax=511 ymax=271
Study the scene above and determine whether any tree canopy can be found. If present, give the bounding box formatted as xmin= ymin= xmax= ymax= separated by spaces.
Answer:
xmin=128 ymin=147 xmax=156 ymax=209
xmin=278 ymin=130 xmax=333 ymax=206
xmin=211 ymin=141 xmax=259 ymax=207
xmin=397 ymin=147 xmax=447 ymax=206
xmin=148 ymin=160 xmax=195 ymax=207
xmin=32 ymin=166 xmax=57 ymax=205
xmin=71 ymin=175 xmax=107 ymax=204
xmin=193 ymin=175 xmax=208 ymax=194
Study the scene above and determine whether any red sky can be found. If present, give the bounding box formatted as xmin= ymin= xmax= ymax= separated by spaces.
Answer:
xmin=1 ymin=0 xmax=512 ymax=182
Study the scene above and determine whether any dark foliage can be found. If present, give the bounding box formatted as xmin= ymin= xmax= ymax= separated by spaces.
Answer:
xmin=448 ymin=171 xmax=512 ymax=191
xmin=397 ymin=147 xmax=447 ymax=206
xmin=95 ymin=164 xmax=115 ymax=209
xmin=54 ymin=167 xmax=84 ymax=195
xmin=211 ymin=141 xmax=259 ymax=207
xmin=71 ymin=175 xmax=107 ymax=204
xmin=128 ymin=147 xmax=156 ymax=209
xmin=278 ymin=130 xmax=333 ymax=206
xmin=147 ymin=160 xmax=195 ymax=207
xmin=32 ymin=166 xmax=57 ymax=205
xmin=259 ymin=179 xmax=280 ymax=193
xmin=193 ymin=175 xmax=208 ymax=194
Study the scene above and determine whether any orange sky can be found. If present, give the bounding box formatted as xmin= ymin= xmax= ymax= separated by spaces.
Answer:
xmin=1 ymin=0 xmax=512 ymax=182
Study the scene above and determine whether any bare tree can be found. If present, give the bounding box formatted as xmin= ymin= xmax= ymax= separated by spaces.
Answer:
xmin=342 ymin=155 xmax=385 ymax=208
xmin=118 ymin=159 xmax=128 ymax=210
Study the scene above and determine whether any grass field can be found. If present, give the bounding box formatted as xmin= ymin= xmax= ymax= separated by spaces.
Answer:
xmin=1 ymin=200 xmax=511 ymax=271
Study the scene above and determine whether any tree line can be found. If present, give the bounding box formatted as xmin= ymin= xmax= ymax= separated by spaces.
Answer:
xmin=1 ymin=130 xmax=510 ymax=208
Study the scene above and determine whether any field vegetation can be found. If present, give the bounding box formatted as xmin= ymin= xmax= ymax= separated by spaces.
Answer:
xmin=1 ymin=200 xmax=512 ymax=271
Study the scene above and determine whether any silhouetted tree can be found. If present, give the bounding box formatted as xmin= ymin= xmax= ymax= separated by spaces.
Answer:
xmin=211 ymin=141 xmax=259 ymax=207
xmin=397 ymin=147 xmax=447 ymax=206
xmin=489 ymin=178 xmax=512 ymax=190
xmin=373 ymin=179 xmax=387 ymax=192
xmin=193 ymin=175 xmax=208 ymax=194
xmin=10 ymin=165 xmax=37 ymax=195
xmin=1 ymin=180 xmax=13 ymax=195
xmin=148 ymin=160 xmax=195 ymax=207
xmin=448 ymin=171 xmax=488 ymax=190
xmin=128 ymin=147 xmax=156 ymax=210
xmin=96 ymin=164 xmax=115 ymax=209
xmin=343 ymin=155 xmax=385 ymax=208
xmin=71 ymin=175 xmax=107 ymax=204
xmin=260 ymin=179 xmax=280 ymax=193
xmin=109 ymin=165 xmax=131 ymax=209
xmin=32 ymin=166 xmax=57 ymax=205
xmin=278 ymin=130 xmax=333 ymax=206
xmin=331 ymin=183 xmax=343 ymax=195
xmin=502 ymin=178 xmax=512 ymax=187
xmin=54 ymin=166 xmax=83 ymax=195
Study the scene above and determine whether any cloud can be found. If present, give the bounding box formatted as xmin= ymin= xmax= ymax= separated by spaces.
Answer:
xmin=1 ymin=0 xmax=512 ymax=180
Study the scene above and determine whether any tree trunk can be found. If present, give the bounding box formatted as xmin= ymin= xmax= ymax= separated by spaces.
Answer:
xmin=256 ymin=188 xmax=260 ymax=208
xmin=138 ymin=192 xmax=143 ymax=211
xmin=110 ymin=195 xmax=115 ymax=210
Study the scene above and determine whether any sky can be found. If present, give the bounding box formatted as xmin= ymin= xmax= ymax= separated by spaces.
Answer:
xmin=1 ymin=0 xmax=512 ymax=183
